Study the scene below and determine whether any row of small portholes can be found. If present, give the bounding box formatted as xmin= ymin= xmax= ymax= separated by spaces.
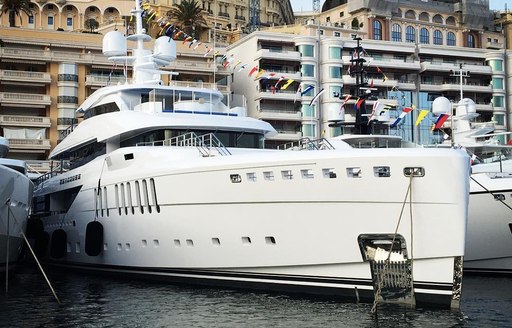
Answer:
xmin=62 ymin=236 xmax=278 ymax=254
xmin=230 ymin=166 xmax=392 ymax=183
xmin=95 ymin=179 xmax=160 ymax=218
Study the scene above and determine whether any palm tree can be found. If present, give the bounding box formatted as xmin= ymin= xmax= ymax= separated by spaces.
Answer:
xmin=0 ymin=0 xmax=32 ymax=27
xmin=166 ymin=0 xmax=207 ymax=40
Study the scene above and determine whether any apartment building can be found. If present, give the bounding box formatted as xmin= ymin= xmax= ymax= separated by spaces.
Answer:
xmin=0 ymin=0 xmax=294 ymax=46
xmin=227 ymin=0 xmax=507 ymax=145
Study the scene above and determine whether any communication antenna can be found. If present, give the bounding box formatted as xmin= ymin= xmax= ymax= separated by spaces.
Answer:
xmin=313 ymin=0 xmax=320 ymax=12
xmin=248 ymin=0 xmax=261 ymax=32
xmin=449 ymin=63 xmax=470 ymax=102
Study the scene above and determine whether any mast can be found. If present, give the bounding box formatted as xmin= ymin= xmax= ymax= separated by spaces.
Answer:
xmin=349 ymin=37 xmax=369 ymax=134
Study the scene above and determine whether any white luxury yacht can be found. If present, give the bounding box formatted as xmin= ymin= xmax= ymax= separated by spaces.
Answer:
xmin=29 ymin=0 xmax=470 ymax=309
xmin=0 ymin=137 xmax=34 ymax=274
xmin=431 ymin=97 xmax=512 ymax=275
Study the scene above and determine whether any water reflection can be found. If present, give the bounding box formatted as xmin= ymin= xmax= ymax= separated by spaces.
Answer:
xmin=0 ymin=266 xmax=510 ymax=328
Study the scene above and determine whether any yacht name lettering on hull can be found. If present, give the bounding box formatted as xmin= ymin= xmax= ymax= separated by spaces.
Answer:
xmin=60 ymin=174 xmax=81 ymax=185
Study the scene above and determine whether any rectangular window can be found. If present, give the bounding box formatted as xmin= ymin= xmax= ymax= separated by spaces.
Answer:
xmin=330 ymin=86 xmax=342 ymax=99
xmin=298 ymin=44 xmax=314 ymax=57
xmin=48 ymin=16 xmax=54 ymax=26
xmin=493 ymin=113 xmax=505 ymax=125
xmin=301 ymin=104 xmax=315 ymax=117
xmin=302 ymin=123 xmax=315 ymax=138
xmin=328 ymin=47 xmax=342 ymax=59
xmin=492 ymin=96 xmax=504 ymax=108
xmin=329 ymin=66 xmax=342 ymax=78
xmin=489 ymin=60 xmax=503 ymax=71
xmin=301 ymin=64 xmax=315 ymax=77
xmin=67 ymin=17 xmax=73 ymax=27
xmin=492 ymin=77 xmax=504 ymax=90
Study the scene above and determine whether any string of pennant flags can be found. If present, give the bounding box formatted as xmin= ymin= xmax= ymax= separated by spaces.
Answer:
xmin=135 ymin=1 xmax=448 ymax=131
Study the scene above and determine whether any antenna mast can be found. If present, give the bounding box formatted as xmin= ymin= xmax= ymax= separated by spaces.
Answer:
xmin=248 ymin=0 xmax=260 ymax=32
xmin=313 ymin=0 xmax=320 ymax=12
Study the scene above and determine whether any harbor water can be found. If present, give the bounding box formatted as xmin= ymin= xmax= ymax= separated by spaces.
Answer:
xmin=1 ymin=264 xmax=511 ymax=328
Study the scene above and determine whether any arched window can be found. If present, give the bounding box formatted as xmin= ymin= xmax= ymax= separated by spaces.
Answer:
xmin=405 ymin=10 xmax=416 ymax=19
xmin=420 ymin=28 xmax=429 ymax=44
xmin=406 ymin=26 xmax=415 ymax=43
xmin=447 ymin=32 xmax=456 ymax=46
xmin=392 ymin=23 xmax=402 ymax=42
xmin=432 ymin=14 xmax=443 ymax=24
xmin=433 ymin=30 xmax=442 ymax=45
xmin=446 ymin=16 xmax=456 ymax=25
xmin=373 ymin=20 xmax=382 ymax=40
xmin=467 ymin=34 xmax=475 ymax=48
xmin=419 ymin=12 xmax=429 ymax=22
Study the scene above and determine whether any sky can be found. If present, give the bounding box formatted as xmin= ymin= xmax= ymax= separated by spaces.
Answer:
xmin=290 ymin=0 xmax=511 ymax=12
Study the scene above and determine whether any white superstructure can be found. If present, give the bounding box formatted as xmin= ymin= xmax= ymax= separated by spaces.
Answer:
xmin=0 ymin=137 xmax=34 ymax=274
xmin=29 ymin=0 xmax=470 ymax=310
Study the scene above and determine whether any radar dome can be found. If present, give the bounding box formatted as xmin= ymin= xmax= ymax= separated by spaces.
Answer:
xmin=456 ymin=98 xmax=476 ymax=116
xmin=432 ymin=96 xmax=451 ymax=115
xmin=154 ymin=36 xmax=176 ymax=62
xmin=103 ymin=30 xmax=127 ymax=57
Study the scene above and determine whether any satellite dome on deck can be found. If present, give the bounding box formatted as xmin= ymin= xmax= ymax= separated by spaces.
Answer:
xmin=432 ymin=96 xmax=452 ymax=115
xmin=102 ymin=30 xmax=127 ymax=57
xmin=456 ymin=98 xmax=476 ymax=116
xmin=154 ymin=36 xmax=177 ymax=62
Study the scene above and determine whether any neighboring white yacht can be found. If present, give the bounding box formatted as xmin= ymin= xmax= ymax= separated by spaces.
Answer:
xmin=0 ymin=137 xmax=34 ymax=274
xmin=29 ymin=1 xmax=470 ymax=309
xmin=432 ymin=97 xmax=512 ymax=275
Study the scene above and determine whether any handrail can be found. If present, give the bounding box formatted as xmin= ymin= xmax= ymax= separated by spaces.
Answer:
xmin=277 ymin=137 xmax=335 ymax=151
xmin=137 ymin=132 xmax=231 ymax=156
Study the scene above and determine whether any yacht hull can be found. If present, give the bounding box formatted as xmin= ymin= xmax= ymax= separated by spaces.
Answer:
xmin=0 ymin=166 xmax=33 ymax=273
xmin=465 ymin=172 xmax=512 ymax=274
xmin=33 ymin=146 xmax=469 ymax=309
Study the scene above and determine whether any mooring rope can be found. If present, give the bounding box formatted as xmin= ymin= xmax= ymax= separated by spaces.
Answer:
xmin=371 ymin=174 xmax=414 ymax=314
xmin=470 ymin=174 xmax=512 ymax=212
xmin=6 ymin=206 xmax=61 ymax=304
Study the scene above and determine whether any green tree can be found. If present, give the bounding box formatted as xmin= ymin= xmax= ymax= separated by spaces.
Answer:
xmin=84 ymin=18 xmax=99 ymax=33
xmin=166 ymin=0 xmax=207 ymax=40
xmin=0 ymin=0 xmax=32 ymax=27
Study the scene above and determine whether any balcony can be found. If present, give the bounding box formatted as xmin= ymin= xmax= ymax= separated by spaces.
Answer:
xmin=0 ymin=92 xmax=51 ymax=107
xmin=167 ymin=59 xmax=217 ymax=73
xmin=419 ymin=82 xmax=492 ymax=93
xmin=485 ymin=41 xmax=504 ymax=50
xmin=257 ymin=90 xmax=300 ymax=101
xmin=259 ymin=71 xmax=302 ymax=81
xmin=0 ymin=70 xmax=51 ymax=84
xmin=7 ymin=138 xmax=51 ymax=151
xmin=475 ymin=103 xmax=493 ymax=112
xmin=257 ymin=109 xmax=302 ymax=121
xmin=420 ymin=62 xmax=492 ymax=75
xmin=0 ymin=115 xmax=51 ymax=128
xmin=86 ymin=75 xmax=125 ymax=87
xmin=0 ymin=47 xmax=110 ymax=66
xmin=169 ymin=81 xmax=230 ymax=93
xmin=255 ymin=48 xmax=301 ymax=62
xmin=356 ymin=57 xmax=420 ymax=71
xmin=267 ymin=131 xmax=302 ymax=141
